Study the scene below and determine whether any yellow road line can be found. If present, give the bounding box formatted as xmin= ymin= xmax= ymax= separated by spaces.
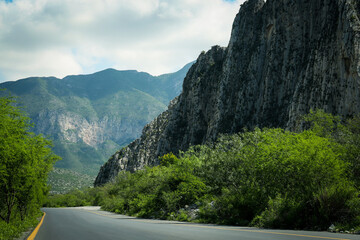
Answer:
xmin=85 ymin=210 xmax=349 ymax=240
xmin=27 ymin=212 xmax=46 ymax=240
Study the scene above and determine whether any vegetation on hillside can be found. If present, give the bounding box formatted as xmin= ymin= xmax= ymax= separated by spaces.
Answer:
xmin=47 ymin=168 xmax=95 ymax=194
xmin=45 ymin=110 xmax=360 ymax=232
xmin=0 ymin=96 xmax=60 ymax=240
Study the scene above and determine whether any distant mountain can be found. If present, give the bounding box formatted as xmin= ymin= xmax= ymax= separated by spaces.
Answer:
xmin=0 ymin=62 xmax=193 ymax=177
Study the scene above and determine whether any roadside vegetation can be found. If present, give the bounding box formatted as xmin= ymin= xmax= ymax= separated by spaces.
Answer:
xmin=0 ymin=96 xmax=60 ymax=240
xmin=44 ymin=110 xmax=360 ymax=232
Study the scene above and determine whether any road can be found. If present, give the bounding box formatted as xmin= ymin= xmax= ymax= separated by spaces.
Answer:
xmin=35 ymin=207 xmax=358 ymax=240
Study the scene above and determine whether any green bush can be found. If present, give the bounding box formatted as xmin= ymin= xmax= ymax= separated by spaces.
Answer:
xmin=251 ymin=194 xmax=302 ymax=229
xmin=312 ymin=183 xmax=360 ymax=229
xmin=187 ymin=126 xmax=352 ymax=227
xmin=100 ymin=157 xmax=207 ymax=220
xmin=0 ymin=212 xmax=41 ymax=240
xmin=44 ymin=187 xmax=108 ymax=208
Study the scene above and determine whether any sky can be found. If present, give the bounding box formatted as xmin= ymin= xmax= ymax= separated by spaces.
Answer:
xmin=0 ymin=0 xmax=245 ymax=83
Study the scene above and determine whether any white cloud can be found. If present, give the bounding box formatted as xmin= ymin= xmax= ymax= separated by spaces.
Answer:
xmin=0 ymin=0 xmax=244 ymax=82
xmin=0 ymin=48 xmax=82 ymax=80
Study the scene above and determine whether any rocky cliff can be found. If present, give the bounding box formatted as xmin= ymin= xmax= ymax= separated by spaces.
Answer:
xmin=95 ymin=0 xmax=360 ymax=185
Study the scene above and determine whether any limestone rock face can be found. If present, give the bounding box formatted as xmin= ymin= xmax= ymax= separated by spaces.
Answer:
xmin=94 ymin=0 xmax=360 ymax=186
xmin=34 ymin=110 xmax=141 ymax=148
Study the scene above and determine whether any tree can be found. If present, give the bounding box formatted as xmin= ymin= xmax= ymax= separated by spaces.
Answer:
xmin=341 ymin=114 xmax=360 ymax=186
xmin=0 ymin=96 xmax=60 ymax=223
xmin=303 ymin=109 xmax=360 ymax=187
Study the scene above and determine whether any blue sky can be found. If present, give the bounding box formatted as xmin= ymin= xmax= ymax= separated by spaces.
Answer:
xmin=0 ymin=0 xmax=244 ymax=82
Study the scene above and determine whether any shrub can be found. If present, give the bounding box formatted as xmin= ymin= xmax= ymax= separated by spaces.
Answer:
xmin=251 ymin=194 xmax=302 ymax=229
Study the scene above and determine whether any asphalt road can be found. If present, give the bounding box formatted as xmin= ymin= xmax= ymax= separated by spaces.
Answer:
xmin=35 ymin=207 xmax=358 ymax=240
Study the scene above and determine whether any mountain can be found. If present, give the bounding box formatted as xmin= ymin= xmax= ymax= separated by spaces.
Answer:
xmin=0 ymin=62 xmax=193 ymax=176
xmin=95 ymin=0 xmax=360 ymax=185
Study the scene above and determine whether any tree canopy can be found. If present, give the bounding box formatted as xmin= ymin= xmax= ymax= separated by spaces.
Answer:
xmin=0 ymin=95 xmax=59 ymax=231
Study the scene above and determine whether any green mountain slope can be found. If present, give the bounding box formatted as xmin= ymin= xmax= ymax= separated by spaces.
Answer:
xmin=0 ymin=63 xmax=192 ymax=182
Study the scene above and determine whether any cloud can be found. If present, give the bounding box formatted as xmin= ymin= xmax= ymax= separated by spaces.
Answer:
xmin=0 ymin=0 xmax=245 ymax=82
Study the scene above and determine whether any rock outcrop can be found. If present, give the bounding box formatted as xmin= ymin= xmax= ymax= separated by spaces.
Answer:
xmin=33 ymin=110 xmax=142 ymax=148
xmin=95 ymin=0 xmax=360 ymax=185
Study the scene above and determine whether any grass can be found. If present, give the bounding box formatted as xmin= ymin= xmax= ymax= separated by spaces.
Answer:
xmin=0 ymin=212 xmax=42 ymax=240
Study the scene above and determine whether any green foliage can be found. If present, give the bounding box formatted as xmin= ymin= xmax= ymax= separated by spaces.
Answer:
xmin=101 ymin=160 xmax=206 ymax=220
xmin=45 ymin=190 xmax=89 ymax=207
xmin=251 ymin=194 xmax=302 ymax=229
xmin=0 ymin=95 xmax=59 ymax=238
xmin=44 ymin=109 xmax=360 ymax=231
xmin=304 ymin=110 xmax=360 ymax=186
xmin=252 ymin=184 xmax=360 ymax=230
xmin=302 ymin=109 xmax=344 ymax=138
xmin=340 ymin=114 xmax=360 ymax=186
xmin=44 ymin=187 xmax=107 ymax=208
xmin=159 ymin=153 xmax=179 ymax=167
xmin=94 ymin=115 xmax=358 ymax=230
xmin=312 ymin=183 xmax=360 ymax=228
xmin=189 ymin=127 xmax=352 ymax=228
xmin=0 ymin=212 xmax=41 ymax=240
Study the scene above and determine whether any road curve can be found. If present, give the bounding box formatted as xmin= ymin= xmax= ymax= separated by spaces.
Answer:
xmin=35 ymin=207 xmax=357 ymax=240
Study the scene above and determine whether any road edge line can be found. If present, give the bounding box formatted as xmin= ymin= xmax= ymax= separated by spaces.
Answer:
xmin=27 ymin=212 xmax=46 ymax=240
